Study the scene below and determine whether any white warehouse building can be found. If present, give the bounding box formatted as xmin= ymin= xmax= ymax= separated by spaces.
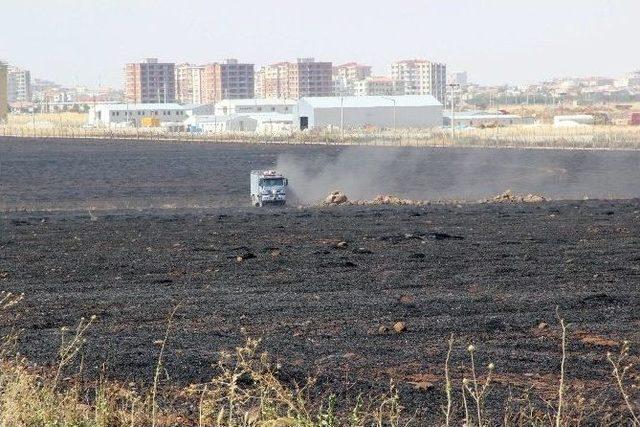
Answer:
xmin=88 ymin=103 xmax=186 ymax=127
xmin=215 ymin=98 xmax=296 ymax=116
xmin=295 ymin=95 xmax=442 ymax=130
xmin=185 ymin=113 xmax=293 ymax=134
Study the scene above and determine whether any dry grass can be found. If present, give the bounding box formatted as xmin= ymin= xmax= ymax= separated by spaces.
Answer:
xmin=7 ymin=112 xmax=88 ymax=127
xmin=3 ymin=113 xmax=640 ymax=150
xmin=0 ymin=300 xmax=637 ymax=425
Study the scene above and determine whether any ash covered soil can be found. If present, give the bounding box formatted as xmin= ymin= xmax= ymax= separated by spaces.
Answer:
xmin=2 ymin=137 xmax=640 ymax=417
xmin=3 ymin=202 xmax=640 ymax=416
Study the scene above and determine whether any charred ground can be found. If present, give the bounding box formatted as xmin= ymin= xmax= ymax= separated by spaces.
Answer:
xmin=2 ymin=200 xmax=640 ymax=419
xmin=1 ymin=137 xmax=640 ymax=421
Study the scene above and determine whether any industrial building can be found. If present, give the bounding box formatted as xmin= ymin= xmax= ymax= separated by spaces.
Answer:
xmin=392 ymin=59 xmax=447 ymax=103
xmin=185 ymin=113 xmax=293 ymax=134
xmin=444 ymin=111 xmax=535 ymax=128
xmin=214 ymin=98 xmax=296 ymax=116
xmin=88 ymin=103 xmax=186 ymax=127
xmin=255 ymin=58 xmax=332 ymax=99
xmin=183 ymin=103 xmax=216 ymax=117
xmin=0 ymin=63 xmax=7 ymax=123
xmin=7 ymin=66 xmax=31 ymax=102
xmin=124 ymin=58 xmax=176 ymax=104
xmin=295 ymin=95 xmax=442 ymax=130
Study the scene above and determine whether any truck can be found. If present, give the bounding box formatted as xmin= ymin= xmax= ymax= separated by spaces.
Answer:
xmin=250 ymin=170 xmax=289 ymax=207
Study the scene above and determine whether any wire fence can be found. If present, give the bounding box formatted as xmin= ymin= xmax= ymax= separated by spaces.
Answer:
xmin=2 ymin=124 xmax=640 ymax=150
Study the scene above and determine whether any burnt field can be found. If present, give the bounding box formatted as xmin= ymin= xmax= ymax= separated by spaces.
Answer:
xmin=1 ymin=137 xmax=640 ymax=421
xmin=3 ymin=201 xmax=640 ymax=418
xmin=3 ymin=136 xmax=640 ymax=211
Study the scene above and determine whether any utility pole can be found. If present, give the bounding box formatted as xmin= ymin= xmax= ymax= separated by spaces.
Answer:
xmin=392 ymin=98 xmax=396 ymax=130
xmin=381 ymin=96 xmax=397 ymax=130
xmin=340 ymin=96 xmax=344 ymax=140
xmin=447 ymin=83 xmax=459 ymax=139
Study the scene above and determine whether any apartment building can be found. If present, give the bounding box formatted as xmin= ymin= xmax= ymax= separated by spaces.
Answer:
xmin=334 ymin=62 xmax=371 ymax=82
xmin=201 ymin=59 xmax=254 ymax=103
xmin=256 ymin=58 xmax=332 ymax=99
xmin=175 ymin=63 xmax=204 ymax=104
xmin=124 ymin=58 xmax=176 ymax=103
xmin=448 ymin=71 xmax=468 ymax=87
xmin=391 ymin=59 xmax=447 ymax=103
xmin=8 ymin=66 xmax=31 ymax=102
xmin=333 ymin=62 xmax=372 ymax=96
xmin=292 ymin=58 xmax=333 ymax=98
xmin=353 ymin=76 xmax=404 ymax=97
xmin=0 ymin=63 xmax=7 ymax=122
xmin=255 ymin=62 xmax=291 ymax=98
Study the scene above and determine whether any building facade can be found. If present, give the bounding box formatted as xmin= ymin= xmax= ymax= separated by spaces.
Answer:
xmin=256 ymin=58 xmax=332 ymax=99
xmin=255 ymin=62 xmax=291 ymax=99
xmin=353 ymin=76 xmax=404 ymax=97
xmin=7 ymin=66 xmax=31 ymax=102
xmin=124 ymin=58 xmax=176 ymax=103
xmin=88 ymin=103 xmax=186 ymax=127
xmin=214 ymin=98 xmax=296 ymax=116
xmin=291 ymin=58 xmax=333 ymax=98
xmin=296 ymin=95 xmax=443 ymax=130
xmin=0 ymin=63 xmax=7 ymax=122
xmin=332 ymin=62 xmax=372 ymax=96
xmin=391 ymin=59 xmax=447 ymax=103
xmin=201 ymin=59 xmax=254 ymax=103
xmin=175 ymin=63 xmax=204 ymax=104
xmin=448 ymin=71 xmax=468 ymax=87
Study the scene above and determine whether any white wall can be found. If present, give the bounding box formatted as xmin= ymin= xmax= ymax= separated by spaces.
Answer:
xmin=215 ymin=101 xmax=294 ymax=116
xmin=298 ymin=104 xmax=443 ymax=129
xmin=90 ymin=107 xmax=186 ymax=126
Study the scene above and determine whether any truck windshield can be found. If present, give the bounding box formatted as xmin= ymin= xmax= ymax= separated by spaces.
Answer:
xmin=262 ymin=178 xmax=284 ymax=187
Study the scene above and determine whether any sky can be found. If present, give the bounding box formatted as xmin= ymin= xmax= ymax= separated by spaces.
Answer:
xmin=1 ymin=0 xmax=638 ymax=88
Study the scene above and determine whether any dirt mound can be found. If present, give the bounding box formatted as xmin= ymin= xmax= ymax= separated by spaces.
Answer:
xmin=324 ymin=191 xmax=349 ymax=205
xmin=484 ymin=190 xmax=547 ymax=204
xmin=323 ymin=192 xmax=426 ymax=206
xmin=368 ymin=195 xmax=426 ymax=206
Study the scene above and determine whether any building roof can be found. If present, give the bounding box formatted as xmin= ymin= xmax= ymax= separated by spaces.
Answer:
xmin=94 ymin=103 xmax=185 ymax=111
xmin=187 ymin=112 xmax=293 ymax=124
xmin=217 ymin=98 xmax=297 ymax=107
xmin=299 ymin=95 xmax=442 ymax=108
xmin=393 ymin=59 xmax=445 ymax=66
xmin=335 ymin=62 xmax=371 ymax=68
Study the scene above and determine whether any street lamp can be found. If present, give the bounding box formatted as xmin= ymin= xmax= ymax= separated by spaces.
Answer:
xmin=447 ymin=83 xmax=460 ymax=139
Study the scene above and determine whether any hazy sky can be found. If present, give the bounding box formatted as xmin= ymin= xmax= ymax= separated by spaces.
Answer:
xmin=1 ymin=0 xmax=638 ymax=88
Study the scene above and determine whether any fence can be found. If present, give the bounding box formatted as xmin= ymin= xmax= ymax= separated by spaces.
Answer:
xmin=2 ymin=124 xmax=640 ymax=150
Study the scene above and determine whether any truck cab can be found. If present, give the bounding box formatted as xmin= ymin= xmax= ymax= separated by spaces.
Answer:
xmin=250 ymin=170 xmax=288 ymax=207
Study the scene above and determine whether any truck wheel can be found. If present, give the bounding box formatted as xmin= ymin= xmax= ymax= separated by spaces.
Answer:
xmin=255 ymin=202 xmax=260 ymax=207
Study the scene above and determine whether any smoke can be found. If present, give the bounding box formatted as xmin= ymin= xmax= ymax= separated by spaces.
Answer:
xmin=276 ymin=146 xmax=640 ymax=204
xmin=276 ymin=147 xmax=424 ymax=204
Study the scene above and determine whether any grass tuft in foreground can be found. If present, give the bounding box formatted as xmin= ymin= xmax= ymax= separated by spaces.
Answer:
xmin=0 ymin=301 xmax=638 ymax=425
